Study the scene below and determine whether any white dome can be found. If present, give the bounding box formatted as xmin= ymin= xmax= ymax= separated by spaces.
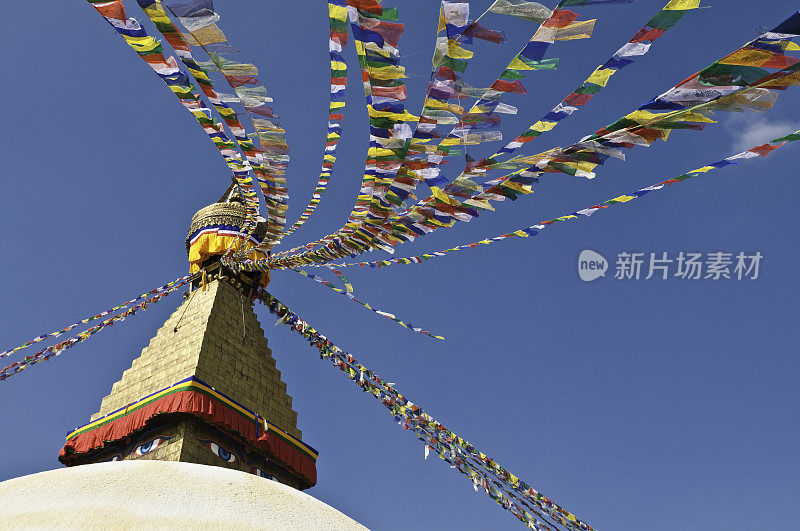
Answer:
xmin=0 ymin=461 xmax=367 ymax=530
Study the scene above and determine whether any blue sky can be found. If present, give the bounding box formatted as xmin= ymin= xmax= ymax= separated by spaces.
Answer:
xmin=1 ymin=1 xmax=799 ymax=529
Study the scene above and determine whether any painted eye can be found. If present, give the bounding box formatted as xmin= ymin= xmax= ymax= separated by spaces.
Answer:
xmin=133 ymin=437 xmax=168 ymax=456
xmin=208 ymin=441 xmax=238 ymax=464
xmin=252 ymin=467 xmax=276 ymax=481
xmin=103 ymin=454 xmax=122 ymax=462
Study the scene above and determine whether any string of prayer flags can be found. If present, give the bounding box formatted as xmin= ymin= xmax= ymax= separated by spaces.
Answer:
xmin=0 ymin=276 xmax=190 ymax=360
xmin=257 ymin=290 xmax=594 ymax=530
xmin=372 ymin=2 xmax=675 ymax=241
xmin=141 ymin=0 xmax=290 ymax=250
xmin=85 ymin=0 xmax=261 ymax=243
xmin=290 ymin=267 xmax=444 ymax=339
xmin=642 ymin=0 xmax=701 ymax=30
xmin=386 ymin=0 xmax=695 ymax=242
xmin=135 ymin=0 xmax=268 ymax=249
xmin=269 ymin=0 xmax=542 ymax=262
xmin=279 ymin=0 xmax=350 ymax=239
xmin=273 ymin=1 xmax=507 ymax=263
xmin=571 ymin=14 xmax=800 ymax=158
xmin=328 ymin=267 xmax=354 ymax=294
xmin=366 ymin=0 xmax=569 ymax=240
xmin=426 ymin=4 xmax=591 ymax=177
xmin=265 ymin=0 xmax=419 ymax=263
xmin=299 ymin=7 xmax=800 ymax=270
xmin=485 ymin=0 xmax=703 ymax=165
xmin=153 ymin=0 xmax=290 ymax=250
xmin=322 ymin=0 xmax=417 ymax=254
xmin=357 ymin=0 xmax=493 ymax=233
xmin=362 ymin=1 xmax=485 ymax=225
xmin=291 ymin=0 xmax=651 ymax=266
xmin=338 ymin=12 xmax=800 ymax=260
xmin=366 ymin=0 xmax=608 ymax=243
xmin=268 ymin=95 xmax=800 ymax=272
xmin=277 ymin=1 xmax=590 ymax=265
xmin=293 ymin=129 xmax=800 ymax=271
xmin=0 ymin=277 xmax=190 ymax=382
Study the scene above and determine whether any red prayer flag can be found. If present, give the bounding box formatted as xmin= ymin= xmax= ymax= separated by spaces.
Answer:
xmin=93 ymin=0 xmax=126 ymax=21
xmin=542 ymin=9 xmax=579 ymax=29
xmin=563 ymin=92 xmax=593 ymax=106
xmin=631 ymin=27 xmax=665 ymax=43
xmin=489 ymin=79 xmax=527 ymax=94
xmin=463 ymin=22 xmax=505 ymax=44
xmin=372 ymin=85 xmax=408 ymax=100
xmin=749 ymin=142 xmax=784 ymax=157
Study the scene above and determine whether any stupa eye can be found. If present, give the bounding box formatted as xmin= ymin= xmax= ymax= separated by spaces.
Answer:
xmin=251 ymin=467 xmax=276 ymax=480
xmin=206 ymin=441 xmax=238 ymax=464
xmin=103 ymin=454 xmax=122 ymax=462
xmin=133 ymin=437 xmax=169 ymax=456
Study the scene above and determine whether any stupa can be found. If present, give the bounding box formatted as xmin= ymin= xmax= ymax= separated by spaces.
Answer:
xmin=0 ymin=189 xmax=366 ymax=529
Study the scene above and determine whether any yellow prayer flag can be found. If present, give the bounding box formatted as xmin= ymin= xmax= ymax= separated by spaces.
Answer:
xmin=585 ymin=66 xmax=616 ymax=87
xmin=328 ymin=3 xmax=347 ymax=20
xmin=610 ymin=195 xmax=636 ymax=203
xmin=501 ymin=181 xmax=531 ymax=194
xmin=439 ymin=138 xmax=464 ymax=146
xmin=690 ymin=166 xmax=715 ymax=173
xmin=508 ymin=57 xmax=537 ymax=70
xmin=423 ymin=99 xmax=463 ymax=113
xmin=182 ymin=25 xmax=227 ymax=46
xmin=762 ymin=70 xmax=800 ymax=88
xmin=430 ymin=187 xmax=457 ymax=205
xmin=188 ymin=68 xmax=210 ymax=81
xmin=530 ymin=120 xmax=558 ymax=132
xmin=366 ymin=65 xmax=406 ymax=80
xmin=367 ymin=107 xmax=418 ymax=121
xmin=142 ymin=3 xmax=170 ymax=23
xmin=445 ymin=41 xmax=473 ymax=60
xmin=367 ymin=147 xmax=398 ymax=158
xmin=719 ymin=48 xmax=777 ymax=67
xmin=122 ymin=35 xmax=159 ymax=49
xmin=574 ymin=160 xmax=599 ymax=173
xmin=625 ymin=109 xmax=664 ymax=123
xmin=362 ymin=41 xmax=394 ymax=58
xmin=663 ymin=0 xmax=701 ymax=10
xmin=677 ymin=111 xmax=717 ymax=124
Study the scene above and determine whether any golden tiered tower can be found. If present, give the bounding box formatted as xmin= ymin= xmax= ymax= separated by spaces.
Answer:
xmin=58 ymin=194 xmax=317 ymax=489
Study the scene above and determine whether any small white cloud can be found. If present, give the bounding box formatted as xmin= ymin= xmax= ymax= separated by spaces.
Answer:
xmin=727 ymin=115 xmax=800 ymax=152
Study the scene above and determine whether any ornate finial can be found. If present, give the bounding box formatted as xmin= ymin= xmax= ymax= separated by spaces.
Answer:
xmin=185 ymin=184 xmax=271 ymax=291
